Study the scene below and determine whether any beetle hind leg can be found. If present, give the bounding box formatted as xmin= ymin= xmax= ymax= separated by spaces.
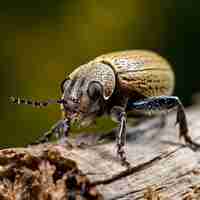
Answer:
xmin=159 ymin=113 xmax=167 ymax=128
xmin=129 ymin=96 xmax=200 ymax=150
xmin=176 ymin=103 xmax=200 ymax=150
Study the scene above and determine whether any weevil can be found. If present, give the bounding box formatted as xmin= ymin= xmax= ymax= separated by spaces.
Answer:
xmin=10 ymin=50 xmax=200 ymax=166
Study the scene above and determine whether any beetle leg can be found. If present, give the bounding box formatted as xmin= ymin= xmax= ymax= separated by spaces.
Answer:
xmin=160 ymin=113 xmax=167 ymax=128
xmin=128 ymin=96 xmax=200 ymax=150
xmin=110 ymin=106 xmax=130 ymax=167
xmin=30 ymin=118 xmax=70 ymax=145
xmin=58 ymin=118 xmax=71 ymax=146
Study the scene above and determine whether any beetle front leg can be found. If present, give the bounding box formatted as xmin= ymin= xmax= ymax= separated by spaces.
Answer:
xmin=111 ymin=106 xmax=130 ymax=167
xmin=30 ymin=118 xmax=70 ymax=145
xmin=57 ymin=118 xmax=71 ymax=145
xmin=128 ymin=96 xmax=200 ymax=150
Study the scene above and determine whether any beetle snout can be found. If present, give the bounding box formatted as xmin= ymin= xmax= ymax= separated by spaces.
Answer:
xmin=64 ymin=97 xmax=80 ymax=113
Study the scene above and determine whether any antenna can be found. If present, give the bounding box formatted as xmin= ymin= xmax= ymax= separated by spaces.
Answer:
xmin=9 ymin=96 xmax=67 ymax=108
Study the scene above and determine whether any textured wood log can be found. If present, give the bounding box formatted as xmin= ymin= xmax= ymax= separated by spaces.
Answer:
xmin=0 ymin=105 xmax=200 ymax=200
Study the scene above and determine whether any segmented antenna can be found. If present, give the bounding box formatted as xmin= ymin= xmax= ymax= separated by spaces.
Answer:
xmin=9 ymin=96 xmax=66 ymax=108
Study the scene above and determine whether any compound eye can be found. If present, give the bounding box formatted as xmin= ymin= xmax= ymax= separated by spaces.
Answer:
xmin=60 ymin=77 xmax=71 ymax=93
xmin=87 ymin=81 xmax=103 ymax=101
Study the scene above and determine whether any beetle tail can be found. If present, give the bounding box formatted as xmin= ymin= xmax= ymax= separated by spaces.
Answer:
xmin=9 ymin=96 xmax=65 ymax=108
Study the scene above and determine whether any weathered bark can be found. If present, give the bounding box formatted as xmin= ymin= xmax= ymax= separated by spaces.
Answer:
xmin=0 ymin=105 xmax=200 ymax=200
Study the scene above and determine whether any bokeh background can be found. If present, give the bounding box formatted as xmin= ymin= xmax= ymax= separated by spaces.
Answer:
xmin=1 ymin=0 xmax=200 ymax=147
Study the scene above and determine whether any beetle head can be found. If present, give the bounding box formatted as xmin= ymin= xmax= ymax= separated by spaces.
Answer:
xmin=61 ymin=77 xmax=105 ymax=124
xmin=9 ymin=62 xmax=115 ymax=127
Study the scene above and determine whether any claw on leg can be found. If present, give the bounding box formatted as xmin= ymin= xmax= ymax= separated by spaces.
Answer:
xmin=116 ymin=144 xmax=130 ymax=167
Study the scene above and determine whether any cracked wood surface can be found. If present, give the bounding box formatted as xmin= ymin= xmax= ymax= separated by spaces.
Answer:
xmin=0 ymin=105 xmax=200 ymax=199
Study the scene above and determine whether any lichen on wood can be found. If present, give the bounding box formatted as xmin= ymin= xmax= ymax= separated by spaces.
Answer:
xmin=0 ymin=145 xmax=103 ymax=200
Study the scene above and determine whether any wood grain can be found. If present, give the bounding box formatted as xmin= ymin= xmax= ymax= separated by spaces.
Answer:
xmin=0 ymin=105 xmax=200 ymax=199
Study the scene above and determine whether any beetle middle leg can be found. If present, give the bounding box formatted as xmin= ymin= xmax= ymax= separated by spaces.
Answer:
xmin=110 ymin=106 xmax=130 ymax=167
xmin=128 ymin=95 xmax=200 ymax=150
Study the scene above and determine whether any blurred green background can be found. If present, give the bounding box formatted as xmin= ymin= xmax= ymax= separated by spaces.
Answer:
xmin=1 ymin=0 xmax=200 ymax=147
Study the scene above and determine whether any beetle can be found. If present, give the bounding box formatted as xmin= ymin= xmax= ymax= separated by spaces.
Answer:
xmin=10 ymin=50 xmax=200 ymax=166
